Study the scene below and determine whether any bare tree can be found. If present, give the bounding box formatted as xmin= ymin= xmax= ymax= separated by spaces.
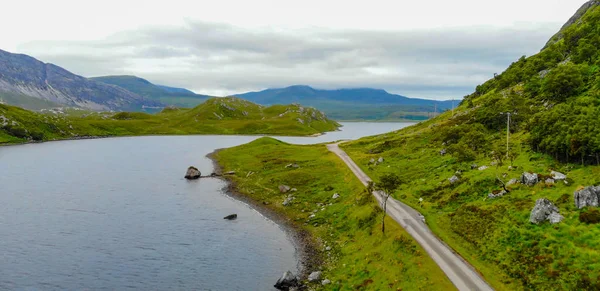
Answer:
xmin=376 ymin=174 xmax=402 ymax=233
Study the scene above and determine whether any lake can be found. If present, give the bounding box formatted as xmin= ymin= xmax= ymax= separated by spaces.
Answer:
xmin=0 ymin=122 xmax=412 ymax=290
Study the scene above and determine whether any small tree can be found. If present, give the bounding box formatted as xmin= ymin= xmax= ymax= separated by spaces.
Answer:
xmin=376 ymin=173 xmax=402 ymax=233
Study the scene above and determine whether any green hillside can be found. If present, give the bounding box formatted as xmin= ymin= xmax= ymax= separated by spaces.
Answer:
xmin=91 ymin=75 xmax=211 ymax=108
xmin=0 ymin=97 xmax=340 ymax=144
xmin=336 ymin=2 xmax=600 ymax=289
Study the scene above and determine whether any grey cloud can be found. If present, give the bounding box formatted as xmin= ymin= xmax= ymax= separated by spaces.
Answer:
xmin=17 ymin=21 xmax=561 ymax=99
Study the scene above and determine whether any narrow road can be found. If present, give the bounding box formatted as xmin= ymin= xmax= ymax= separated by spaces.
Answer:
xmin=327 ymin=143 xmax=493 ymax=291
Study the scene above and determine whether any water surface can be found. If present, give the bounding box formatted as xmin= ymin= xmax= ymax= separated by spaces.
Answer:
xmin=0 ymin=122 xmax=412 ymax=290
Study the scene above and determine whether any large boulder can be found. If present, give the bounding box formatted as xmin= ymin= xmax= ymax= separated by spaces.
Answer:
xmin=574 ymin=186 xmax=600 ymax=209
xmin=551 ymin=171 xmax=567 ymax=181
xmin=274 ymin=271 xmax=298 ymax=290
xmin=279 ymin=185 xmax=291 ymax=193
xmin=530 ymin=198 xmax=563 ymax=224
xmin=308 ymin=271 xmax=322 ymax=282
xmin=521 ymin=172 xmax=538 ymax=186
xmin=184 ymin=166 xmax=201 ymax=179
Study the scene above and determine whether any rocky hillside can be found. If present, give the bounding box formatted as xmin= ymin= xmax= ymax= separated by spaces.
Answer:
xmin=0 ymin=49 xmax=160 ymax=111
xmin=340 ymin=1 xmax=600 ymax=289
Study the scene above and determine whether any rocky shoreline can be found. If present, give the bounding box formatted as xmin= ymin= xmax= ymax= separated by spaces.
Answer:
xmin=206 ymin=149 xmax=323 ymax=283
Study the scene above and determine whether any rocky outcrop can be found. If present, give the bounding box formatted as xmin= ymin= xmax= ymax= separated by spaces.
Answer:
xmin=521 ymin=172 xmax=538 ymax=186
xmin=574 ymin=186 xmax=600 ymax=209
xmin=274 ymin=271 xmax=298 ymax=290
xmin=184 ymin=166 xmax=201 ymax=179
xmin=530 ymin=198 xmax=563 ymax=224
xmin=279 ymin=185 xmax=291 ymax=193
xmin=223 ymin=214 xmax=238 ymax=220
xmin=308 ymin=271 xmax=322 ymax=282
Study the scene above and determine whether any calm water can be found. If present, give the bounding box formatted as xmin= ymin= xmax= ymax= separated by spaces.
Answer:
xmin=0 ymin=122 xmax=411 ymax=290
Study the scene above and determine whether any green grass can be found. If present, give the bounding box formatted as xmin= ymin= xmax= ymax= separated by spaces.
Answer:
xmin=340 ymin=108 xmax=600 ymax=290
xmin=214 ymin=137 xmax=456 ymax=290
xmin=0 ymin=97 xmax=340 ymax=145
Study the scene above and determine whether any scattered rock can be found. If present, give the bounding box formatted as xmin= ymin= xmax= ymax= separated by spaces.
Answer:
xmin=369 ymin=158 xmax=376 ymax=164
xmin=478 ymin=166 xmax=488 ymax=171
xmin=448 ymin=175 xmax=460 ymax=184
xmin=332 ymin=193 xmax=340 ymax=199
xmin=574 ymin=186 xmax=600 ymax=209
xmin=290 ymin=188 xmax=298 ymax=192
xmin=440 ymin=149 xmax=447 ymax=156
xmin=308 ymin=271 xmax=322 ymax=282
xmin=507 ymin=178 xmax=519 ymax=186
xmin=325 ymin=246 xmax=331 ymax=251
xmin=521 ymin=172 xmax=539 ymax=186
xmin=551 ymin=171 xmax=567 ymax=181
xmin=283 ymin=195 xmax=295 ymax=206
xmin=322 ymin=279 xmax=331 ymax=286
xmin=184 ymin=166 xmax=201 ymax=180
xmin=285 ymin=163 xmax=300 ymax=169
xmin=491 ymin=161 xmax=498 ymax=166
xmin=279 ymin=185 xmax=291 ymax=193
xmin=223 ymin=214 xmax=238 ymax=220
xmin=471 ymin=164 xmax=478 ymax=170
xmin=488 ymin=190 xmax=507 ymax=199
xmin=545 ymin=178 xmax=555 ymax=185
xmin=530 ymin=198 xmax=563 ymax=224
xmin=274 ymin=271 xmax=298 ymax=290
xmin=378 ymin=157 xmax=384 ymax=163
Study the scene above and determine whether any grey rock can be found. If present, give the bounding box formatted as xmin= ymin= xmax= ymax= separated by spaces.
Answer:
xmin=378 ymin=157 xmax=384 ymax=163
xmin=290 ymin=188 xmax=297 ymax=192
xmin=279 ymin=185 xmax=291 ymax=193
xmin=545 ymin=178 xmax=555 ymax=185
xmin=507 ymin=178 xmax=519 ymax=186
xmin=491 ymin=161 xmax=498 ymax=166
xmin=332 ymin=193 xmax=340 ymax=199
xmin=274 ymin=271 xmax=298 ymax=290
xmin=285 ymin=163 xmax=300 ymax=169
xmin=530 ymin=198 xmax=562 ymax=224
xmin=322 ymin=279 xmax=331 ymax=285
xmin=184 ymin=166 xmax=201 ymax=179
xmin=325 ymin=246 xmax=332 ymax=251
xmin=488 ymin=190 xmax=507 ymax=199
xmin=283 ymin=195 xmax=295 ymax=206
xmin=448 ymin=175 xmax=460 ymax=184
xmin=308 ymin=271 xmax=322 ymax=282
xmin=223 ymin=171 xmax=236 ymax=175
xmin=478 ymin=165 xmax=488 ymax=171
xmin=223 ymin=214 xmax=237 ymax=220
xmin=574 ymin=186 xmax=600 ymax=209
xmin=440 ymin=149 xmax=447 ymax=155
xmin=369 ymin=158 xmax=376 ymax=164
xmin=551 ymin=171 xmax=567 ymax=181
xmin=471 ymin=164 xmax=478 ymax=170
xmin=521 ymin=172 xmax=539 ymax=186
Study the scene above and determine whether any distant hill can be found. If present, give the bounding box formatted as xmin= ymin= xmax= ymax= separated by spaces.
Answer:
xmin=92 ymin=75 xmax=210 ymax=108
xmin=0 ymin=49 xmax=160 ymax=111
xmin=234 ymin=85 xmax=454 ymax=120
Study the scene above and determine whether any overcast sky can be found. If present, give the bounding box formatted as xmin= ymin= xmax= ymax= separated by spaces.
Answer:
xmin=1 ymin=0 xmax=589 ymax=99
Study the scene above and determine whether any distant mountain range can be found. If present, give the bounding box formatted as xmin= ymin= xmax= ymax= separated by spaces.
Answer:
xmin=0 ymin=49 xmax=455 ymax=120
xmin=235 ymin=85 xmax=454 ymax=120
xmin=0 ymin=49 xmax=160 ymax=111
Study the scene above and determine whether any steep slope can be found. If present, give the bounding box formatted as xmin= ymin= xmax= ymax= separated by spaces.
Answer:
xmin=340 ymin=1 xmax=600 ymax=289
xmin=0 ymin=97 xmax=339 ymax=144
xmin=0 ymin=49 xmax=160 ymax=111
xmin=92 ymin=75 xmax=210 ymax=107
xmin=235 ymin=85 xmax=454 ymax=121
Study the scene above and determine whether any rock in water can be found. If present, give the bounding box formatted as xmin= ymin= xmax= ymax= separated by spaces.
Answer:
xmin=551 ymin=171 xmax=567 ymax=181
xmin=530 ymin=198 xmax=563 ymax=224
xmin=223 ymin=214 xmax=237 ymax=220
xmin=184 ymin=166 xmax=201 ymax=179
xmin=279 ymin=185 xmax=291 ymax=193
xmin=574 ymin=186 xmax=600 ymax=209
xmin=521 ymin=172 xmax=538 ymax=186
xmin=308 ymin=271 xmax=322 ymax=282
xmin=274 ymin=270 xmax=298 ymax=290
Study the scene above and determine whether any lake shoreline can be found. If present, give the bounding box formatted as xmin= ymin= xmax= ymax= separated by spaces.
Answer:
xmin=207 ymin=149 xmax=322 ymax=281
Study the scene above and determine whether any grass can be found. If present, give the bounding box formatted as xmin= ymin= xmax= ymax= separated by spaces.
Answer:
xmin=0 ymin=97 xmax=340 ymax=145
xmin=340 ymin=108 xmax=600 ymax=290
xmin=214 ymin=137 xmax=456 ymax=290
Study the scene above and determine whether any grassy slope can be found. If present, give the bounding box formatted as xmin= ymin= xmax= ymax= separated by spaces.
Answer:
xmin=0 ymin=97 xmax=340 ymax=145
xmin=214 ymin=137 xmax=455 ymax=290
xmin=341 ymin=94 xmax=600 ymax=290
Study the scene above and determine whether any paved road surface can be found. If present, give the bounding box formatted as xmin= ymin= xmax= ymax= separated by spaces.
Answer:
xmin=327 ymin=143 xmax=493 ymax=291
